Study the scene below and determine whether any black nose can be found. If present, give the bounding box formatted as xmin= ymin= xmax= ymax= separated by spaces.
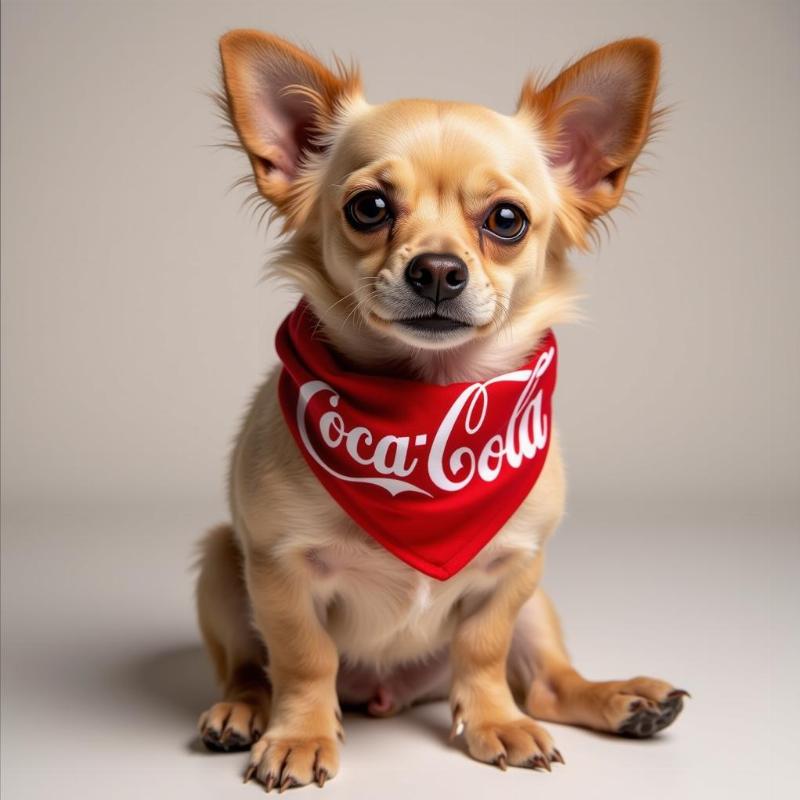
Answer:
xmin=404 ymin=252 xmax=469 ymax=303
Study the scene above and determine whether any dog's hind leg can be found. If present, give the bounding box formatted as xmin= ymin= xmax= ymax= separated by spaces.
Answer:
xmin=507 ymin=588 xmax=688 ymax=739
xmin=195 ymin=524 xmax=271 ymax=752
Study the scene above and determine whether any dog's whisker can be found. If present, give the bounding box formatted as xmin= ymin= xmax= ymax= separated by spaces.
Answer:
xmin=341 ymin=288 xmax=380 ymax=330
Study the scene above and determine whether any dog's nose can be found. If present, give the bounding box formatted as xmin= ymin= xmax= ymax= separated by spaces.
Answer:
xmin=404 ymin=253 xmax=469 ymax=302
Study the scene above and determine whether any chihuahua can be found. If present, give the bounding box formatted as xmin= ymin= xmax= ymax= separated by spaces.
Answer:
xmin=195 ymin=30 xmax=686 ymax=790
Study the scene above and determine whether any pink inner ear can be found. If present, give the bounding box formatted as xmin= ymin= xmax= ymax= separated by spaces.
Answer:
xmin=552 ymin=100 xmax=626 ymax=191
xmin=555 ymin=115 xmax=604 ymax=190
xmin=257 ymin=104 xmax=300 ymax=178
xmin=253 ymin=63 xmax=321 ymax=180
xmin=548 ymin=61 xmax=642 ymax=192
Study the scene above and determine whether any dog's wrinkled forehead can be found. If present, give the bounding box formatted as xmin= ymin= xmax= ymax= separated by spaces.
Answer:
xmin=327 ymin=100 xmax=557 ymax=216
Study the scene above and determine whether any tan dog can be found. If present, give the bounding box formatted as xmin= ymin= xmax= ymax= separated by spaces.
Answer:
xmin=196 ymin=30 xmax=687 ymax=790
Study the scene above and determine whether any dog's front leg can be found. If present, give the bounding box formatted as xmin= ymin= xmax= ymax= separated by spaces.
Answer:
xmin=450 ymin=553 xmax=562 ymax=771
xmin=243 ymin=553 xmax=342 ymax=790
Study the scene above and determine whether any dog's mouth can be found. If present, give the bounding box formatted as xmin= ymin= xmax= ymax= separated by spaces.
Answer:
xmin=365 ymin=307 xmax=484 ymax=350
xmin=395 ymin=314 xmax=473 ymax=333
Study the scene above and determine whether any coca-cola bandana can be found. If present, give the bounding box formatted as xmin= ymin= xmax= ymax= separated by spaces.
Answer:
xmin=276 ymin=301 xmax=558 ymax=580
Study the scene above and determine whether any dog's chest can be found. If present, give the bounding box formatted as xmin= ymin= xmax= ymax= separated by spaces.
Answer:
xmin=297 ymin=507 xmax=541 ymax=666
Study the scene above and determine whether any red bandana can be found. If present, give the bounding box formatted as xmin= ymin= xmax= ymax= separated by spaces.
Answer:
xmin=276 ymin=302 xmax=558 ymax=580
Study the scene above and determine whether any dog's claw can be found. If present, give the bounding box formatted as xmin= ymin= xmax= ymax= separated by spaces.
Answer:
xmin=243 ymin=764 xmax=256 ymax=784
xmin=669 ymin=689 xmax=691 ymax=700
xmin=529 ymin=754 xmax=550 ymax=772
xmin=495 ymin=753 xmax=508 ymax=771
xmin=264 ymin=773 xmax=276 ymax=792
xmin=279 ymin=775 xmax=295 ymax=793
xmin=551 ymin=749 xmax=566 ymax=765
xmin=316 ymin=768 xmax=328 ymax=788
xmin=449 ymin=719 xmax=465 ymax=740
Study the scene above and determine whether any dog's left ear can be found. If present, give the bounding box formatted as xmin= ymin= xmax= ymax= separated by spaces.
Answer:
xmin=518 ymin=38 xmax=660 ymax=245
xmin=219 ymin=30 xmax=362 ymax=224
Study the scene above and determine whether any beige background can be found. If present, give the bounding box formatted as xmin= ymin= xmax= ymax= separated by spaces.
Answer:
xmin=2 ymin=1 xmax=798 ymax=799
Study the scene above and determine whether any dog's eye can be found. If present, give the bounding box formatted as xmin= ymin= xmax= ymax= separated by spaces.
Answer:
xmin=344 ymin=191 xmax=392 ymax=232
xmin=483 ymin=203 xmax=528 ymax=242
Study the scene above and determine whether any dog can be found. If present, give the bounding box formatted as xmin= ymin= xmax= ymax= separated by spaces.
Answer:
xmin=195 ymin=29 xmax=687 ymax=790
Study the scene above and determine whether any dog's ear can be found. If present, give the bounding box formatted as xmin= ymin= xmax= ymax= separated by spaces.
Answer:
xmin=219 ymin=30 xmax=361 ymax=221
xmin=518 ymin=38 xmax=660 ymax=246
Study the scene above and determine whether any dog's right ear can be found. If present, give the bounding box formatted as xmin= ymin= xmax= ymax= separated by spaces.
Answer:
xmin=219 ymin=30 xmax=361 ymax=221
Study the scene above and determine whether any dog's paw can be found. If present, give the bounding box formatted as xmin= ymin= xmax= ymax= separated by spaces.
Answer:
xmin=244 ymin=731 xmax=340 ymax=790
xmin=599 ymin=677 xmax=689 ymax=738
xmin=198 ymin=701 xmax=266 ymax=752
xmin=454 ymin=711 xmax=563 ymax=771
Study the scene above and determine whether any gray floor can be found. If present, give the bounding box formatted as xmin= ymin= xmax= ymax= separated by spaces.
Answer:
xmin=1 ymin=498 xmax=796 ymax=799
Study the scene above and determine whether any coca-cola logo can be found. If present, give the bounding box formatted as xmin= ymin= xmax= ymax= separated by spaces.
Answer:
xmin=296 ymin=347 xmax=555 ymax=498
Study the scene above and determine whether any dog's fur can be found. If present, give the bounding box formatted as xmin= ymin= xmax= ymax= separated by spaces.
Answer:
xmin=195 ymin=30 xmax=686 ymax=789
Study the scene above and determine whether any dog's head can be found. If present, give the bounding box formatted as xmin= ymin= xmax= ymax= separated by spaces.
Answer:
xmin=219 ymin=31 xmax=660 ymax=376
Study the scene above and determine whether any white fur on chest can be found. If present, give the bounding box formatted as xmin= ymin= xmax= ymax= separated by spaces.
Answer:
xmin=294 ymin=506 xmax=543 ymax=669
